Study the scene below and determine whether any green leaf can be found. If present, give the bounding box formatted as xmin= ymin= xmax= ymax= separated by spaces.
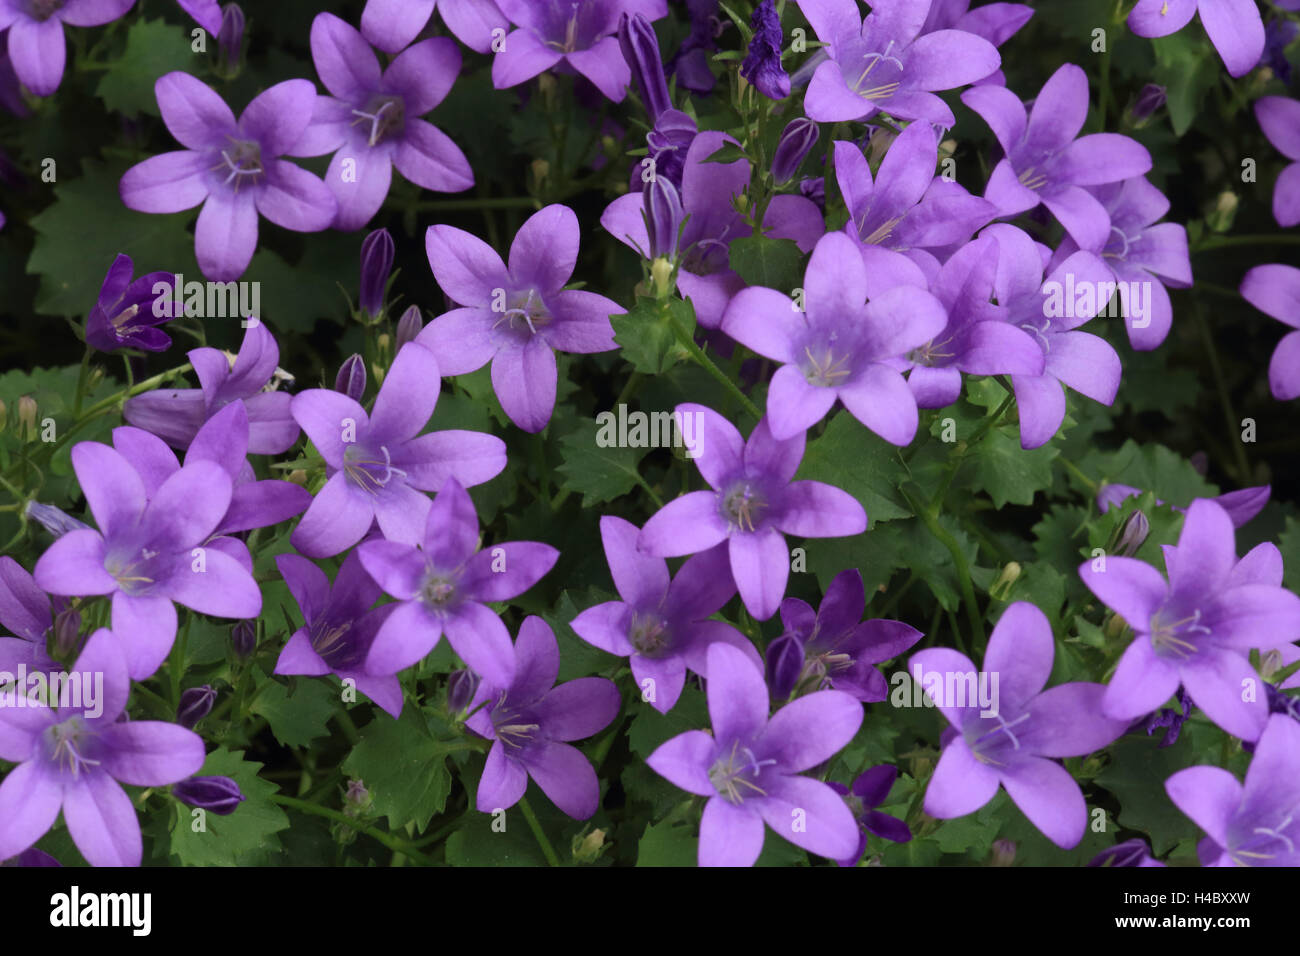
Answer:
xmin=701 ymin=142 xmax=749 ymax=165
xmin=96 ymin=19 xmax=198 ymax=118
xmin=168 ymin=748 xmax=290 ymax=866
xmin=627 ymin=685 xmax=708 ymax=758
xmin=248 ymin=669 xmax=338 ymax=748
xmin=797 ymin=412 xmax=912 ymax=522
xmin=727 ymin=235 xmax=804 ymax=293
xmin=611 ymin=295 xmax=694 ymax=374
xmin=340 ymin=709 xmax=455 ymax=833
xmin=555 ymin=418 xmax=651 ymax=507
xmin=969 ymin=425 xmax=1059 ymax=508
xmin=636 ymin=820 xmax=697 ymax=866
xmin=1151 ymin=33 xmax=1217 ymax=137
xmin=445 ymin=818 xmax=546 ymax=866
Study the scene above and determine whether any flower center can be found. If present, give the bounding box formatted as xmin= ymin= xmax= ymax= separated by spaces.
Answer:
xmin=213 ymin=138 xmax=264 ymax=191
xmin=966 ymin=712 xmax=1032 ymax=767
xmin=311 ymin=618 xmax=365 ymax=671
xmin=43 ymin=717 xmax=101 ymax=778
xmin=1148 ymin=605 xmax=1210 ymax=660
xmin=492 ymin=695 xmax=541 ymax=751
xmin=721 ymin=480 xmax=768 ymax=533
xmin=351 ymin=95 xmax=406 ymax=148
xmin=846 ymin=40 xmax=904 ymax=101
xmin=628 ymin=611 xmax=672 ymax=658
xmin=342 ymin=444 xmax=407 ymax=495
xmin=27 ymin=0 xmax=63 ymax=21
xmin=541 ymin=1 xmax=595 ymax=53
xmin=708 ymin=739 xmax=776 ymax=804
xmin=494 ymin=289 xmax=553 ymax=338
xmin=418 ymin=573 xmax=459 ymax=611
xmin=104 ymin=544 xmax=165 ymax=596
xmin=1017 ymin=165 xmax=1049 ymax=191
xmin=1019 ymin=319 xmax=1053 ymax=353
xmin=801 ymin=337 xmax=853 ymax=387
xmin=1231 ymin=812 xmax=1297 ymax=865
xmin=910 ymin=336 xmax=956 ymax=368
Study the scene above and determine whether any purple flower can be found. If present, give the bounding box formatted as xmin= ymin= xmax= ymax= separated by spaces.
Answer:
xmin=84 ymin=255 xmax=175 ymax=354
xmin=123 ymin=322 xmax=301 ymax=455
xmin=1128 ymin=0 xmax=1264 ymax=79
xmin=290 ymin=342 xmax=507 ymax=557
xmin=274 ymin=550 xmax=404 ymax=718
xmin=120 ymin=73 xmax=337 ymax=281
xmin=419 ymin=204 xmax=622 ymax=433
xmin=358 ymin=478 xmax=557 ymax=687
xmin=362 ymin=0 xmax=510 ymax=56
xmin=1241 ymin=263 xmax=1300 ymax=401
xmin=647 ymin=641 xmax=863 ymax=866
xmin=722 ymin=231 xmax=947 ymax=443
xmin=741 ymin=0 xmax=789 ymax=100
xmin=177 ymin=0 xmax=222 ymax=34
xmin=776 ymin=568 xmax=923 ymax=702
xmin=962 ymin=63 xmax=1152 ymax=251
xmin=798 ymin=0 xmax=1001 ymax=127
xmin=638 ymin=405 xmax=867 ymax=621
xmin=465 ymin=616 xmax=620 ymax=819
xmin=668 ymin=0 xmax=722 ymax=93
xmin=1253 ymin=97 xmax=1300 ymax=228
xmin=828 ymin=765 xmax=911 ymax=866
xmin=920 ymin=0 xmax=1034 ymax=68
xmin=491 ymin=0 xmax=669 ymax=102
xmin=619 ymin=11 xmax=671 ymax=121
xmin=1167 ymin=714 xmax=1300 ymax=866
xmin=1097 ymin=482 xmax=1271 ymax=529
xmin=914 ymin=602 xmax=1130 ymax=849
xmin=297 ymin=14 xmax=473 ymax=231
xmin=1087 ymin=838 xmax=1165 ymax=867
xmin=0 ymin=0 xmax=134 ymax=96
xmin=0 ymin=557 xmax=60 ymax=680
xmin=571 ymin=517 xmax=758 ymax=714
xmin=1078 ymin=499 xmax=1300 ymax=742
xmin=0 ymin=630 xmax=205 ymax=866
xmin=32 ymin=441 xmax=262 ymax=680
xmin=1142 ymin=686 xmax=1192 ymax=747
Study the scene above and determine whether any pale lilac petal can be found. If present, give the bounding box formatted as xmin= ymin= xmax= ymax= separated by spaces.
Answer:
xmin=154 ymin=71 xmax=237 ymax=149
xmin=545 ymin=291 xmax=619 ymax=353
xmin=1001 ymin=755 xmax=1086 ymax=849
xmin=1011 ymin=373 xmax=1065 ymax=449
xmin=98 ymin=721 xmax=205 ymax=786
xmin=570 ymin=601 xmax=634 ymax=656
xmin=1181 ymin=650 xmax=1269 ymax=742
xmin=566 ymin=36 xmax=631 ymax=103
xmin=678 ymin=403 xmax=744 ymax=490
xmin=257 ymin=161 xmax=337 ymax=233
xmin=759 ymin=690 xmax=862 ymax=772
xmin=119 ymin=151 xmax=209 ymax=213
xmin=394 ymin=119 xmax=474 ymax=194
xmin=360 ymin=0 xmax=435 ymax=55
xmin=982 ymin=601 xmax=1053 ymax=710
xmin=63 ymin=770 xmax=141 ymax=866
xmin=775 ymin=481 xmax=866 ymax=539
xmin=0 ymin=763 xmax=63 ymax=863
xmin=599 ymin=515 xmax=669 ymax=607
xmin=425 ymin=223 xmax=508 ymax=307
xmin=290 ymin=473 xmax=376 ymax=558
xmin=1023 ymin=683 xmax=1129 ymax=757
xmin=766 ymin=365 xmax=837 ymax=440
xmin=392 ymin=430 xmax=507 ymax=491
xmin=759 ymin=774 xmax=862 ymax=861
xmin=32 ymin=530 xmax=116 ymax=596
xmin=274 ymin=629 xmax=331 ymax=677
xmin=1198 ymin=0 xmax=1265 ymax=78
xmin=111 ymin=593 xmax=177 ymax=681
xmin=646 ymin=730 xmax=716 ymax=795
xmin=924 ymin=736 xmax=1000 ymax=817
xmin=491 ymin=29 xmax=563 ymax=88
xmin=1164 ymin=765 xmax=1242 ymax=848
xmin=167 ymin=548 xmax=261 ymax=620
xmin=491 ymin=339 xmax=556 ymax=433
xmin=699 ymin=796 xmax=765 ymax=866
xmin=525 ymin=741 xmax=600 ymax=819
xmin=445 ymin=602 xmax=516 ymax=688
xmin=839 ymin=364 xmax=920 ymax=446
xmin=195 ymin=192 xmax=259 ymax=282
xmin=728 ymin=527 xmax=789 ymax=622
xmin=476 ymin=741 xmax=528 ymax=811
xmin=366 ymin=600 xmax=442 ymax=674
xmin=1102 ymin=637 xmax=1181 ymax=721
xmin=537 ymin=678 xmax=620 ymax=741
xmin=706 ymin=642 xmax=769 ymax=743
xmin=639 ymin=491 xmax=730 ymax=557
xmin=415 ymin=308 xmax=496 ymax=376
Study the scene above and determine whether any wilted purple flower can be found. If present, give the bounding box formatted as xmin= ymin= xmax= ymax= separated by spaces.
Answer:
xmin=178 ymin=0 xmax=223 ymax=34
xmin=359 ymin=228 xmax=395 ymax=318
xmin=1088 ymin=838 xmax=1164 ymax=867
xmin=799 ymin=176 xmax=826 ymax=209
xmin=776 ymin=569 xmax=923 ymax=702
xmin=395 ymin=305 xmax=424 ymax=348
xmin=275 ymin=550 xmax=404 ymax=717
xmin=120 ymin=73 xmax=337 ymax=281
xmin=648 ymin=641 xmax=863 ymax=866
xmin=1167 ymin=714 xmax=1300 ymax=866
xmin=1128 ymin=0 xmax=1264 ymax=78
xmin=1240 ymin=264 xmax=1300 ymax=401
xmin=290 ymin=342 xmax=507 ymax=557
xmin=1079 ymin=499 xmax=1300 ymax=742
xmin=1253 ymin=97 xmax=1300 ymax=228
xmin=798 ymin=0 xmax=1001 ymax=126
xmin=1142 ymin=686 xmax=1192 ymax=747
xmin=1129 ymin=83 xmax=1166 ymax=124
xmin=173 ymin=775 xmax=245 ymax=815
xmin=771 ymin=117 xmax=818 ymax=184
xmin=22 ymin=502 xmax=89 ymax=539
xmin=177 ymin=684 xmax=216 ymax=728
xmin=33 ymin=443 xmax=262 ymax=680
xmin=643 ymin=107 xmax=697 ymax=190
xmin=571 ymin=517 xmax=757 ymax=713
xmin=419 ymin=204 xmax=622 ymax=432
xmin=84 ymin=255 xmax=175 ymax=354
xmin=914 ymin=602 xmax=1130 ymax=849
xmin=0 ymin=0 xmax=134 ymax=96
xmin=638 ymin=406 xmax=867 ymax=621
xmin=123 ymin=322 xmax=300 ymax=455
xmin=465 ymin=617 xmax=620 ymax=819
xmin=741 ymin=1 xmax=789 ymax=100
xmin=490 ymin=0 xmax=669 ymax=103
xmin=829 ymin=765 xmax=911 ymax=866
xmin=0 ymin=630 xmax=205 ymax=866
xmin=722 ymin=231 xmax=947 ymax=443
xmin=359 ymin=478 xmax=557 ymax=687
xmin=619 ymin=12 xmax=671 ymax=120
xmin=297 ymin=14 xmax=473 ymax=231
xmin=335 ymin=354 xmax=367 ymax=403
xmin=962 ymin=63 xmax=1152 ymax=251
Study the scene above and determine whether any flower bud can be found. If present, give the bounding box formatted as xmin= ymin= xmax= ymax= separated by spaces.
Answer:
xmin=18 ymin=395 xmax=37 ymax=441
xmin=231 ymin=620 xmax=256 ymax=661
xmin=618 ymin=13 xmax=671 ymax=123
xmin=217 ymin=3 xmax=245 ymax=77
xmin=1207 ymin=190 xmax=1238 ymax=233
xmin=51 ymin=601 xmax=82 ymax=659
xmin=644 ymin=175 xmax=684 ymax=260
xmin=1128 ymin=83 xmax=1165 ymax=125
xmin=335 ymin=353 xmax=367 ymax=403
xmin=24 ymin=501 xmax=89 ymax=538
xmin=765 ymin=632 xmax=805 ymax=700
xmin=446 ymin=668 xmax=479 ymax=713
xmin=771 ymin=117 xmax=819 ymax=184
xmin=174 ymin=776 xmax=245 ymax=815
xmin=1115 ymin=510 xmax=1150 ymax=557
xmin=343 ymin=779 xmax=372 ymax=816
xmin=288 ymin=469 xmax=307 ymax=486
xmin=990 ymin=561 xmax=1022 ymax=601
xmin=990 ymin=839 xmax=1016 ymax=866
xmin=359 ymin=228 xmax=394 ymax=318
xmin=1260 ymin=649 xmax=1284 ymax=681
xmin=177 ymin=684 xmax=216 ymax=729
xmin=571 ymin=826 xmax=608 ymax=863
xmin=395 ymin=305 xmax=423 ymax=349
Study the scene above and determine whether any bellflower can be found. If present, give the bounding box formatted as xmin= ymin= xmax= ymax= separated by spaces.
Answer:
xmin=602 ymin=131 xmax=824 ymax=327
xmin=290 ymin=342 xmax=507 ymax=557
xmin=123 ymin=321 xmax=300 ymax=454
xmin=1078 ymin=499 xmax=1300 ymax=742
xmin=1253 ymin=97 xmax=1300 ymax=228
xmin=362 ymin=0 xmax=509 ymax=55
xmin=571 ymin=517 xmax=759 ymax=714
xmin=721 ymin=231 xmax=947 ymax=443
xmin=638 ymin=405 xmax=867 ymax=620
xmin=84 ymin=255 xmax=175 ymax=354
xmin=741 ymin=1 xmax=789 ymax=100
xmin=419 ymin=204 xmax=622 ymax=433
xmin=298 ymin=14 xmax=473 ymax=231
xmin=0 ymin=630 xmax=205 ymax=866
xmin=1166 ymin=714 xmax=1300 ymax=866
xmin=1241 ymin=263 xmax=1300 ymax=400
xmin=33 ymin=442 xmax=262 ymax=680
xmin=920 ymin=0 xmax=1033 ymax=83
xmin=647 ymin=641 xmax=864 ymax=866
xmin=119 ymin=73 xmax=336 ymax=281
xmin=798 ymin=0 xmax=1001 ymax=127
xmin=776 ymin=569 xmax=923 ymax=702
xmin=465 ymin=617 xmax=620 ymax=819
xmin=962 ymin=63 xmax=1152 ymax=251
xmin=1127 ymin=0 xmax=1264 ymax=79
xmin=828 ymin=765 xmax=912 ymax=866
xmin=490 ymin=0 xmax=669 ymax=103
xmin=274 ymin=551 xmax=403 ymax=718
xmin=0 ymin=0 xmax=134 ymax=96
xmin=915 ymin=602 xmax=1130 ymax=849
xmin=359 ymin=478 xmax=558 ymax=688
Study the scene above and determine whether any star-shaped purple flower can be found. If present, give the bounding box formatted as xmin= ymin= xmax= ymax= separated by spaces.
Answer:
xmin=648 ymin=641 xmax=864 ymax=866
xmin=828 ymin=765 xmax=911 ymax=866
xmin=0 ymin=0 xmax=134 ymax=96
xmin=1241 ymin=263 xmax=1300 ymax=401
xmin=120 ymin=72 xmax=337 ymax=281
xmin=1128 ymin=0 xmax=1264 ymax=79
xmin=84 ymin=254 xmax=174 ymax=354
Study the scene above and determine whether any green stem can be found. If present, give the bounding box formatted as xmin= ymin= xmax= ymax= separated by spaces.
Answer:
xmin=269 ymin=795 xmax=434 ymax=866
xmin=1194 ymin=309 xmax=1251 ymax=483
xmin=519 ymin=796 xmax=561 ymax=867
xmin=1057 ymin=456 xmax=1099 ymax=493
xmin=902 ymin=488 xmax=984 ymax=648
xmin=666 ymin=310 xmax=761 ymax=420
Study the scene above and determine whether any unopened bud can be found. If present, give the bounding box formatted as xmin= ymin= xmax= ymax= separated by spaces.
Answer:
xmin=335 ymin=353 xmax=366 ymax=403
xmin=17 ymin=396 xmax=37 ymax=441
xmin=288 ymin=469 xmax=307 ymax=486
xmin=231 ymin=620 xmax=256 ymax=661
xmin=359 ymin=228 xmax=394 ymax=319
xmin=446 ymin=668 xmax=479 ymax=713
xmin=217 ymin=3 xmax=245 ymax=76
xmin=174 ymin=776 xmax=245 ymax=815
xmin=765 ymin=632 xmax=804 ymax=701
xmin=644 ymin=175 xmax=684 ymax=260
xmin=990 ymin=561 xmax=1022 ymax=600
xmin=395 ymin=305 xmax=423 ymax=349
xmin=1260 ymin=649 xmax=1284 ymax=681
xmin=990 ymin=839 xmax=1016 ymax=866
xmin=24 ymin=501 xmax=90 ymax=538
xmin=177 ymin=684 xmax=216 ymax=729
xmin=650 ymin=256 xmax=675 ymax=299
xmin=771 ymin=117 xmax=819 ymax=184
xmin=51 ymin=601 xmax=82 ymax=659
xmin=571 ymin=826 xmax=608 ymax=863
xmin=343 ymin=779 xmax=372 ymax=816
xmin=1208 ymin=191 xmax=1239 ymax=233
xmin=1115 ymin=510 xmax=1150 ymax=557
xmin=1129 ymin=83 xmax=1165 ymax=125
xmin=619 ymin=13 xmax=671 ymax=123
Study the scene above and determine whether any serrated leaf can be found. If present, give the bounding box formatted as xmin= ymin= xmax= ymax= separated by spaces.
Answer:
xmin=96 ymin=19 xmax=198 ymax=118
xmin=637 ymin=820 xmax=697 ymax=866
xmin=797 ymin=411 xmax=912 ymax=522
xmin=969 ymin=426 xmax=1059 ymax=508
xmin=168 ymin=748 xmax=290 ymax=866
xmin=556 ymin=419 xmax=650 ymax=507
xmin=727 ymin=235 xmax=803 ymax=293
xmin=611 ymin=295 xmax=694 ymax=374
xmin=341 ymin=709 xmax=454 ymax=833
xmin=248 ymin=668 xmax=338 ymax=747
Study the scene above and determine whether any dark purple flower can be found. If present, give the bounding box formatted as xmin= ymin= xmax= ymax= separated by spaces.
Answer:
xmin=1087 ymin=838 xmax=1165 ymax=867
xmin=0 ymin=0 xmax=134 ymax=96
xmin=668 ymin=0 xmax=721 ymax=93
xmin=1263 ymin=17 xmax=1298 ymax=83
xmin=741 ymin=0 xmax=790 ymax=100
xmin=173 ymin=775 xmax=245 ymax=815
xmin=84 ymin=254 xmax=175 ymax=354
xmin=829 ymin=765 xmax=911 ymax=866
xmin=1142 ymin=686 xmax=1192 ymax=747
